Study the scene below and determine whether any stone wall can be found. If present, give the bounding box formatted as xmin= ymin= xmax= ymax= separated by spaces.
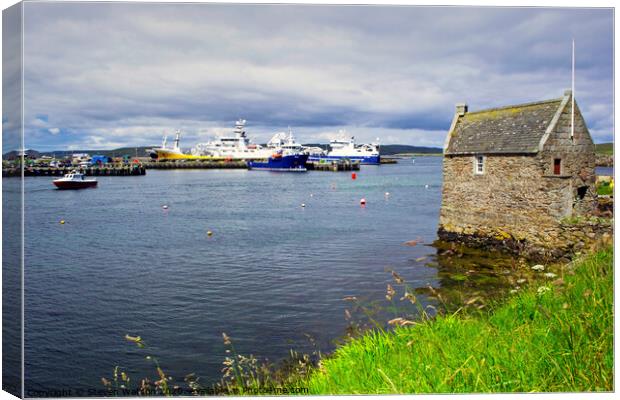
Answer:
xmin=438 ymin=97 xmax=601 ymax=259
xmin=439 ymin=154 xmax=573 ymax=248
xmin=596 ymin=154 xmax=613 ymax=167
xmin=539 ymin=101 xmax=596 ymax=215
xmin=438 ymin=218 xmax=612 ymax=262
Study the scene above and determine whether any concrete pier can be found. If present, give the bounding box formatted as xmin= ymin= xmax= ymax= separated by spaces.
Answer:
xmin=305 ymin=160 xmax=360 ymax=171
xmin=144 ymin=160 xmax=248 ymax=169
xmin=3 ymin=165 xmax=146 ymax=177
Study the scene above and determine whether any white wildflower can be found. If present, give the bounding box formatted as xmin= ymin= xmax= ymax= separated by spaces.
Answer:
xmin=517 ymin=278 xmax=527 ymax=284
xmin=510 ymin=289 xmax=518 ymax=294
xmin=531 ymin=264 xmax=545 ymax=271
xmin=544 ymin=272 xmax=557 ymax=279
xmin=537 ymin=286 xmax=551 ymax=296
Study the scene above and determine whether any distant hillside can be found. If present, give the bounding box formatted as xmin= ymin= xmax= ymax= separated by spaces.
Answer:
xmin=37 ymin=146 xmax=156 ymax=158
xmin=2 ymin=149 xmax=41 ymax=160
xmin=595 ymin=143 xmax=613 ymax=155
xmin=379 ymin=144 xmax=442 ymax=155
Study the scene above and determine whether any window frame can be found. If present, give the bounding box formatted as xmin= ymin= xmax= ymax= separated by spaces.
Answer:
xmin=474 ymin=155 xmax=485 ymax=175
xmin=553 ymin=158 xmax=562 ymax=175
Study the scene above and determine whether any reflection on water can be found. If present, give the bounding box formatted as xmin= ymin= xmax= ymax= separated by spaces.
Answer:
xmin=421 ymin=241 xmax=529 ymax=311
xmin=342 ymin=239 xmax=560 ymax=340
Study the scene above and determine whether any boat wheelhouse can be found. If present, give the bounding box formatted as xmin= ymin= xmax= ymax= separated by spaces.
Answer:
xmin=53 ymin=171 xmax=98 ymax=189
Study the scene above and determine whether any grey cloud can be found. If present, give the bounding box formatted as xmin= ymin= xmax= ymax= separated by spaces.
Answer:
xmin=15 ymin=3 xmax=614 ymax=150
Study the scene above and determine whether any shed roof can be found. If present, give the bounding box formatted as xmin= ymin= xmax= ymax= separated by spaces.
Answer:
xmin=445 ymin=97 xmax=565 ymax=155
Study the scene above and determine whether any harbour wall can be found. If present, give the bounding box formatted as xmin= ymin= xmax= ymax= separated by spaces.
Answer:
xmin=3 ymin=165 xmax=146 ymax=177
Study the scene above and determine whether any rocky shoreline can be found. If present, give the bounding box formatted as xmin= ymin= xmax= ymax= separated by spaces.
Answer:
xmin=596 ymin=154 xmax=614 ymax=167
xmin=438 ymin=210 xmax=613 ymax=263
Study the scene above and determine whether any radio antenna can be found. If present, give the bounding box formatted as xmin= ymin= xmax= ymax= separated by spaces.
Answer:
xmin=571 ymin=39 xmax=575 ymax=141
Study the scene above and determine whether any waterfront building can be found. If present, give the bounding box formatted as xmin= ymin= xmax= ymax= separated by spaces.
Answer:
xmin=439 ymin=90 xmax=600 ymax=257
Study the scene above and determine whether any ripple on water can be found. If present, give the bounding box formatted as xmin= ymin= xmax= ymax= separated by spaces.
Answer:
xmin=24 ymin=159 xmax=445 ymax=390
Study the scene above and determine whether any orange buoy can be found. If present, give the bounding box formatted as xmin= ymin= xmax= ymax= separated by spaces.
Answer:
xmin=351 ymin=172 xmax=357 ymax=180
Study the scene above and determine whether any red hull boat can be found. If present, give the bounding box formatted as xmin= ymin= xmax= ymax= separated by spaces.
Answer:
xmin=53 ymin=171 xmax=98 ymax=190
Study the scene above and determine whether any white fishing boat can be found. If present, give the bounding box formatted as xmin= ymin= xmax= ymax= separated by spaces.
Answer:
xmin=307 ymin=130 xmax=380 ymax=165
xmin=190 ymin=120 xmax=273 ymax=159
xmin=265 ymin=128 xmax=307 ymax=156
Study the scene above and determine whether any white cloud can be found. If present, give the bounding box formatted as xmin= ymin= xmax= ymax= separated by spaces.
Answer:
xmin=48 ymin=127 xmax=60 ymax=135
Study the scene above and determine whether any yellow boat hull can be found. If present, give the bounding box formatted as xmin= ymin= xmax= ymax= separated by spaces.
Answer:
xmin=154 ymin=149 xmax=224 ymax=161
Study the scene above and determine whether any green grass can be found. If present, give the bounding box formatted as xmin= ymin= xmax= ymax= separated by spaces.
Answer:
xmin=304 ymin=247 xmax=613 ymax=394
xmin=595 ymin=143 xmax=614 ymax=155
xmin=597 ymin=181 xmax=613 ymax=196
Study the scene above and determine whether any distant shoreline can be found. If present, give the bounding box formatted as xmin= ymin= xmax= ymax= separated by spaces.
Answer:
xmin=383 ymin=153 xmax=442 ymax=157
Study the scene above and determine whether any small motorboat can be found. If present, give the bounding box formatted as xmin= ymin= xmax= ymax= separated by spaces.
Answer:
xmin=53 ymin=171 xmax=98 ymax=189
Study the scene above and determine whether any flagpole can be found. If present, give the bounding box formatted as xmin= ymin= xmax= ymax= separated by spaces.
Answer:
xmin=571 ymin=39 xmax=575 ymax=141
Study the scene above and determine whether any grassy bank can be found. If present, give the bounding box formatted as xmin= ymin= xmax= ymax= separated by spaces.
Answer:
xmin=113 ymin=246 xmax=613 ymax=395
xmin=595 ymin=143 xmax=613 ymax=155
xmin=305 ymin=246 xmax=613 ymax=393
xmin=598 ymin=180 xmax=613 ymax=196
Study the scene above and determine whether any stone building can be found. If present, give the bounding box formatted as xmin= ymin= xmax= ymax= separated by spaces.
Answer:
xmin=439 ymin=90 xmax=598 ymax=255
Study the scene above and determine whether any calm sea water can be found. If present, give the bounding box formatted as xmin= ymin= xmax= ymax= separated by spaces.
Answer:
xmin=16 ymin=158 xmax=615 ymax=392
xmin=22 ymin=158 xmax=444 ymax=392
xmin=595 ymin=166 xmax=614 ymax=176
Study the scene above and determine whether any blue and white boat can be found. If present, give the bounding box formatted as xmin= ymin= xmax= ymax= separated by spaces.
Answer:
xmin=307 ymin=132 xmax=380 ymax=165
xmin=247 ymin=152 xmax=309 ymax=172
xmin=248 ymin=129 xmax=309 ymax=172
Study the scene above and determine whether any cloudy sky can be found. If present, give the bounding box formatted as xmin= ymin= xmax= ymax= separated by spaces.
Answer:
xmin=6 ymin=3 xmax=615 ymax=151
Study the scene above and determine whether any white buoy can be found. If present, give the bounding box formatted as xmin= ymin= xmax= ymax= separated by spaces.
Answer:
xmin=310 ymin=193 xmax=314 ymax=197
xmin=301 ymin=203 xmax=306 ymax=208
xmin=385 ymin=192 xmax=390 ymax=197
xmin=162 ymin=205 xmax=169 ymax=209
xmin=360 ymin=198 xmax=366 ymax=205
xmin=425 ymin=185 xmax=429 ymax=189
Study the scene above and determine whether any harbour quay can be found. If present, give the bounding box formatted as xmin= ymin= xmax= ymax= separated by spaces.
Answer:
xmin=144 ymin=160 xmax=248 ymax=169
xmin=3 ymin=164 xmax=146 ymax=177
xmin=305 ymin=159 xmax=360 ymax=171
xmin=145 ymin=158 xmax=363 ymax=172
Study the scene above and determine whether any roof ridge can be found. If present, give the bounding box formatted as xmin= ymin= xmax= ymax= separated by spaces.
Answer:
xmin=465 ymin=97 xmax=563 ymax=116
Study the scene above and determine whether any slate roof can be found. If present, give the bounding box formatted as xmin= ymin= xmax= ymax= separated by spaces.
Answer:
xmin=445 ymin=98 xmax=564 ymax=155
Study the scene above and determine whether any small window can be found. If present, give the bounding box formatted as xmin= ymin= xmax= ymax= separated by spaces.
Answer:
xmin=577 ymin=186 xmax=588 ymax=200
xmin=474 ymin=155 xmax=484 ymax=175
xmin=553 ymin=159 xmax=561 ymax=175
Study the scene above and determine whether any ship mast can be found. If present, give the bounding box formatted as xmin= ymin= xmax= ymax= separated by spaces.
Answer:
xmin=174 ymin=130 xmax=181 ymax=150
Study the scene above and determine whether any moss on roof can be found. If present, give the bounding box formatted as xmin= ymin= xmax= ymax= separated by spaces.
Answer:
xmin=445 ymin=98 xmax=563 ymax=155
